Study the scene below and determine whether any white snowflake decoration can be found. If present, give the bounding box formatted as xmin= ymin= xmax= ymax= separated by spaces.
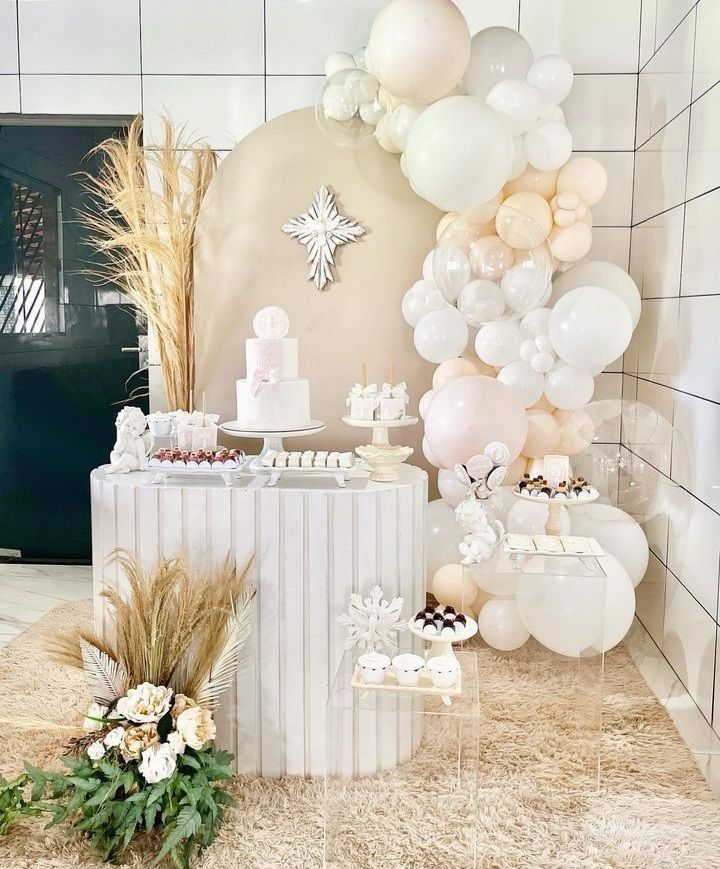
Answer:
xmin=337 ymin=585 xmax=405 ymax=654
xmin=282 ymin=186 xmax=365 ymax=291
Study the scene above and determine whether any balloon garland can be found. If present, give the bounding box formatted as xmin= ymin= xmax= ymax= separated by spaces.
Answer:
xmin=318 ymin=0 xmax=646 ymax=655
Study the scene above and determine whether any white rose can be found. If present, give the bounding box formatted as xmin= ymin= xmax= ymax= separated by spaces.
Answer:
xmin=82 ymin=702 xmax=109 ymax=732
xmin=484 ymin=441 xmax=510 ymax=467
xmin=138 ymin=743 xmax=177 ymax=784
xmin=87 ymin=741 xmax=106 ymax=760
xmin=167 ymin=731 xmax=186 ymax=756
xmin=116 ymin=683 xmax=173 ymax=724
xmin=176 ymin=706 xmax=216 ymax=751
xmin=103 ymin=726 xmax=126 ymax=748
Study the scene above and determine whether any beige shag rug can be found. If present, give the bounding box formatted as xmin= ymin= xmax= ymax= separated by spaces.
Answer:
xmin=1 ymin=601 xmax=719 ymax=868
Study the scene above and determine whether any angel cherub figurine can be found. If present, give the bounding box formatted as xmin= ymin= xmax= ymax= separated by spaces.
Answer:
xmin=107 ymin=406 xmax=152 ymax=473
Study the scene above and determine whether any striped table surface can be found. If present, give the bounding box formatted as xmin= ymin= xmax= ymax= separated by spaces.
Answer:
xmin=90 ymin=464 xmax=427 ymax=777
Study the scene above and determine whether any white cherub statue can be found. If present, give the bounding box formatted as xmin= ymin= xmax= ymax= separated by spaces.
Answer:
xmin=108 ymin=406 xmax=151 ymax=474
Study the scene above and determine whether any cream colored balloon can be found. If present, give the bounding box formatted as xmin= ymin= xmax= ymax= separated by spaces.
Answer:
xmin=367 ymin=0 xmax=471 ymax=104
xmin=507 ymin=453 xmax=528 ymax=482
xmin=523 ymin=408 xmax=561 ymax=458
xmin=432 ymin=356 xmax=480 ymax=389
xmin=436 ymin=212 xmax=460 ymax=241
xmin=432 ymin=563 xmax=479 ymax=612
xmin=496 ymin=193 xmax=552 ymax=249
xmin=556 ymin=157 xmax=608 ymax=207
xmin=504 ymin=165 xmax=558 ymax=200
xmin=549 ymin=222 xmax=592 ymax=262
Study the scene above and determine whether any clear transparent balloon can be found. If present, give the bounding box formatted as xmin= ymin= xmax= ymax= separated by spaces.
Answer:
xmin=315 ymin=68 xmax=379 ymax=149
xmin=433 ymin=203 xmax=553 ymax=323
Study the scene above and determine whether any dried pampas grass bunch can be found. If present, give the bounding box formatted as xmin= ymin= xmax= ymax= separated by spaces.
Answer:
xmin=79 ymin=115 xmax=217 ymax=410
xmin=50 ymin=553 xmax=254 ymax=710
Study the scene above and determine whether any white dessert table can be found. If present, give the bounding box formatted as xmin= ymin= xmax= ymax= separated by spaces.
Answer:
xmin=90 ymin=463 xmax=427 ymax=778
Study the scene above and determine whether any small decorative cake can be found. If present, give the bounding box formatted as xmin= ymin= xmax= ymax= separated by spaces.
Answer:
xmin=235 ymin=306 xmax=312 ymax=430
xmin=347 ymin=363 xmax=409 ymax=421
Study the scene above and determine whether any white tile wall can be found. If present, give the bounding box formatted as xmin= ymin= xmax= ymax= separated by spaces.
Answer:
xmin=627 ymin=1 xmax=720 ymax=745
xmin=0 ymin=0 xmax=18 ymax=74
xmin=21 ymin=74 xmax=142 ymax=115
xmin=564 ymin=75 xmax=637 ymax=151
xmin=0 ymin=74 xmax=19 ymax=112
xmin=18 ymin=0 xmax=141 ymax=74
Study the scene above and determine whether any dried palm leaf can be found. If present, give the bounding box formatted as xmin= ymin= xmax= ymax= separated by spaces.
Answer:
xmin=77 ymin=114 xmax=217 ymax=410
xmin=80 ymin=641 xmax=128 ymax=706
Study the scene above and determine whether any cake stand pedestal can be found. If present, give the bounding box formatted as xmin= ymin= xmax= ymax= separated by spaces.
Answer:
xmin=407 ymin=616 xmax=478 ymax=662
xmin=220 ymin=420 xmax=326 ymax=459
xmin=343 ymin=417 xmax=418 ymax=482
xmin=512 ymin=489 xmax=600 ymax=534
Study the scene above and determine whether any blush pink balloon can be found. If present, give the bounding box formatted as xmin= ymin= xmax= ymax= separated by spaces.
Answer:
xmin=423 ymin=436 xmax=441 ymax=467
xmin=419 ymin=389 xmax=436 ymax=420
xmin=432 ymin=357 xmax=480 ymax=390
xmin=424 ymin=375 xmax=528 ymax=468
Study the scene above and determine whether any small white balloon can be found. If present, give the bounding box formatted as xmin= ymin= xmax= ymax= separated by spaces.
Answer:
xmin=401 ymin=279 xmax=446 ymax=326
xmin=520 ymin=306 xmax=551 ymax=338
xmin=419 ymin=389 xmax=435 ymax=419
xmin=323 ymin=84 xmax=358 ymax=122
xmin=531 ymin=351 xmax=554 ymax=373
xmin=477 ymin=598 xmax=530 ymax=651
xmin=486 ymin=78 xmax=541 ymax=135
xmin=544 ymin=361 xmax=595 ymax=410
xmin=500 ymin=264 xmax=549 ymax=315
xmin=475 ymin=320 xmax=523 ymax=367
xmin=438 ymin=467 xmax=469 ymax=508
xmin=457 ymin=279 xmax=506 ymax=326
xmin=422 ymin=249 xmax=435 ymax=281
xmin=464 ymin=27 xmax=535 ymax=99
xmin=524 ymin=120 xmax=573 ymax=171
xmin=519 ymin=339 xmax=536 ymax=362
xmin=388 ymin=103 xmax=421 ymax=150
xmin=497 ymin=360 xmax=545 ymax=408
xmin=414 ymin=307 xmax=469 ymax=363
xmin=344 ymin=69 xmax=379 ymax=104
xmin=526 ymin=55 xmax=574 ymax=104
xmin=359 ymin=99 xmax=384 ymax=125
xmin=324 ymin=52 xmax=357 ymax=77
xmin=433 ymin=244 xmax=471 ymax=301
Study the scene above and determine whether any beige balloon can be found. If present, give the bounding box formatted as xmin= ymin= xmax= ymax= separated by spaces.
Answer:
xmin=368 ymin=0 xmax=471 ymax=104
xmin=549 ymin=222 xmax=592 ymax=262
xmin=504 ymin=166 xmax=558 ymax=200
xmin=432 ymin=563 xmax=479 ymax=612
xmin=522 ymin=408 xmax=561 ymax=458
xmin=496 ymin=192 xmax=552 ymax=249
xmin=556 ymin=156 xmax=608 ymax=207
xmin=506 ymin=453 xmax=528 ymax=482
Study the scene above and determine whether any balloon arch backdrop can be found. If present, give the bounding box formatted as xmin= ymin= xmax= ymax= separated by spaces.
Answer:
xmin=318 ymin=0 xmax=647 ymax=656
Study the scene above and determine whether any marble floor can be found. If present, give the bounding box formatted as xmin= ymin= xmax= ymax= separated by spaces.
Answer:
xmin=0 ymin=565 xmax=718 ymax=799
xmin=0 ymin=563 xmax=92 ymax=647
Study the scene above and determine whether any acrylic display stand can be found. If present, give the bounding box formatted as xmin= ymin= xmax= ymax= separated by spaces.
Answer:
xmin=325 ymin=645 xmax=479 ymax=868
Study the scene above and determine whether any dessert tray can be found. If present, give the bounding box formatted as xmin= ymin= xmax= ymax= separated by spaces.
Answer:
xmin=351 ymin=664 xmax=462 ymax=705
xmin=503 ymin=533 xmax=604 ymax=558
xmin=144 ymin=449 xmax=247 ymax=486
xmin=249 ymin=448 xmax=363 ymax=488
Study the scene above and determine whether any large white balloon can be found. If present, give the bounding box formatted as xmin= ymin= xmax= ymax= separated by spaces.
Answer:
xmin=367 ymin=0 xmax=471 ymax=104
xmin=464 ymin=27 xmax=534 ymax=99
xmin=548 ymin=286 xmax=633 ymax=370
xmin=475 ymin=320 xmax=523 ymax=367
xmin=401 ymin=279 xmax=446 ymax=327
xmin=486 ymin=78 xmax=541 ymax=134
xmin=526 ymin=55 xmax=574 ymax=104
xmin=516 ymin=553 xmax=636 ymax=656
xmin=497 ymin=360 xmax=544 ymax=408
xmin=414 ymin=306 xmax=469 ymax=363
xmin=506 ymin=499 xmax=570 ymax=535
xmin=426 ymin=498 xmax=463 ymax=580
xmin=570 ymin=503 xmax=649 ymax=587
xmin=550 ymin=261 xmax=642 ymax=329
xmin=544 ymin=362 xmax=594 ymax=410
xmin=524 ymin=120 xmax=573 ymax=171
xmin=405 ymin=96 xmax=513 ymax=212
xmin=477 ymin=598 xmax=530 ymax=651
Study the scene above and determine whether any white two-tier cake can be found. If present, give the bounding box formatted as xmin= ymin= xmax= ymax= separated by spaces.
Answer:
xmin=235 ymin=306 xmax=312 ymax=430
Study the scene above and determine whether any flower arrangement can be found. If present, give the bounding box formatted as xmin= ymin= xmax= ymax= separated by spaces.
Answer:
xmin=0 ymin=554 xmax=253 ymax=868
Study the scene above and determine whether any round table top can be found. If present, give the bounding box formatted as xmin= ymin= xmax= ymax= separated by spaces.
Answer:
xmin=91 ymin=462 xmax=427 ymax=494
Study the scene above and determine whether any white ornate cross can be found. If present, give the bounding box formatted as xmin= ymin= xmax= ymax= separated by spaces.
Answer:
xmin=282 ymin=186 xmax=365 ymax=291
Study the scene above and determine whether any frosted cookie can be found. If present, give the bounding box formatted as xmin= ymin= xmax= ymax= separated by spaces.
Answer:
xmin=260 ymin=450 xmax=278 ymax=468
xmin=275 ymin=451 xmax=289 ymax=468
xmin=338 ymin=452 xmax=353 ymax=468
xmin=288 ymin=451 xmax=302 ymax=468
xmin=327 ymin=451 xmax=340 ymax=468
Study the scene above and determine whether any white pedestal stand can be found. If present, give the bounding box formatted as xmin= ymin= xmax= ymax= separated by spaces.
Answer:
xmin=343 ymin=416 xmax=418 ymax=482
xmin=407 ymin=616 xmax=479 ymax=662
xmin=512 ymin=489 xmax=600 ymax=534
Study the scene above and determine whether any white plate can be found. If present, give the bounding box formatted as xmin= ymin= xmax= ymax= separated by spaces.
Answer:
xmin=342 ymin=416 xmax=419 ymax=428
xmin=220 ymin=420 xmax=326 ymax=437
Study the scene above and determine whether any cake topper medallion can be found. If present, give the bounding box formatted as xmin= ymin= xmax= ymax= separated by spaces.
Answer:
xmin=282 ymin=186 xmax=365 ymax=291
xmin=253 ymin=305 xmax=289 ymax=339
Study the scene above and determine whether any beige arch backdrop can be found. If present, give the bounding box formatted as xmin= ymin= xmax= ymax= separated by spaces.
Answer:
xmin=193 ymin=107 xmax=440 ymax=484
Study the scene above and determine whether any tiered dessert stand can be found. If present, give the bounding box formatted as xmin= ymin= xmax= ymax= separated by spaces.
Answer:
xmin=512 ymin=488 xmax=599 ymax=534
xmin=342 ymin=416 xmax=419 ymax=482
xmin=407 ymin=615 xmax=478 ymax=662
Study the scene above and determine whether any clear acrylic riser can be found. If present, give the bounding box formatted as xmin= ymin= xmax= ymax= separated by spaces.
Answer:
xmin=325 ymin=645 xmax=479 ymax=868
xmin=325 ymin=553 xmax=606 ymax=868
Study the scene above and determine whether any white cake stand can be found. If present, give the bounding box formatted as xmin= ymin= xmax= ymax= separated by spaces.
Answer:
xmin=512 ymin=488 xmax=600 ymax=534
xmin=407 ymin=615 xmax=478 ymax=662
xmin=220 ymin=420 xmax=326 ymax=458
xmin=342 ymin=416 xmax=418 ymax=447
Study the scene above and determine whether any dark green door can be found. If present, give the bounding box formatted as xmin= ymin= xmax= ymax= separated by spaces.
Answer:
xmin=0 ymin=124 xmax=147 ymax=562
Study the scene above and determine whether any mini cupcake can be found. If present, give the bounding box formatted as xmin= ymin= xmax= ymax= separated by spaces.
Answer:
xmin=413 ymin=611 xmax=426 ymax=629
xmin=454 ymin=613 xmax=467 ymax=628
xmin=186 ymin=452 xmax=199 ymax=468
xmin=441 ymin=618 xmax=456 ymax=637
xmin=422 ymin=619 xmax=439 ymax=636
